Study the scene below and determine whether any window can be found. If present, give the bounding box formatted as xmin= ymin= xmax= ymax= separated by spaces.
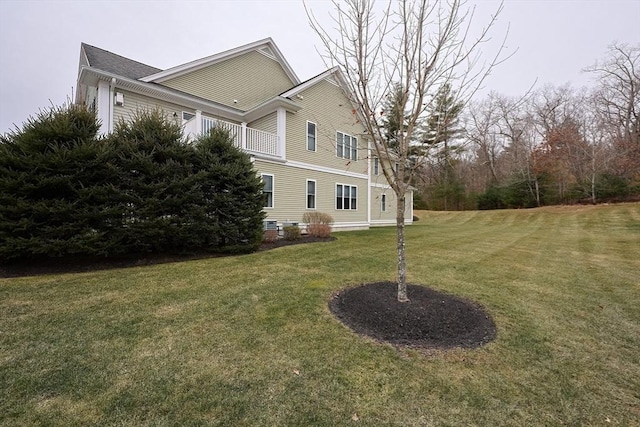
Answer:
xmin=336 ymin=131 xmax=357 ymax=160
xmin=306 ymin=179 xmax=316 ymax=209
xmin=373 ymin=157 xmax=379 ymax=175
xmin=307 ymin=121 xmax=316 ymax=151
xmin=262 ymin=174 xmax=273 ymax=208
xmin=394 ymin=162 xmax=399 ymax=175
xmin=381 ymin=194 xmax=386 ymax=212
xmin=336 ymin=184 xmax=357 ymax=210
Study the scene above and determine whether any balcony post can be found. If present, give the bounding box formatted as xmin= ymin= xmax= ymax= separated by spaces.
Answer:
xmin=276 ymin=107 xmax=286 ymax=158
xmin=97 ymin=79 xmax=111 ymax=136
xmin=195 ymin=110 xmax=202 ymax=135
xmin=241 ymin=122 xmax=247 ymax=150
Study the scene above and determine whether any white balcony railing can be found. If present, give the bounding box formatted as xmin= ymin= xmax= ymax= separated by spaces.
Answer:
xmin=246 ymin=127 xmax=278 ymax=156
xmin=191 ymin=116 xmax=278 ymax=157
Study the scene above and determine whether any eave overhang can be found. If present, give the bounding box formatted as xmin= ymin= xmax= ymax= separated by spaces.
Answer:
xmin=77 ymin=66 xmax=301 ymax=123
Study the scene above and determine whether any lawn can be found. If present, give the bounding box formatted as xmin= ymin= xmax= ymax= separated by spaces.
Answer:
xmin=1 ymin=204 xmax=639 ymax=426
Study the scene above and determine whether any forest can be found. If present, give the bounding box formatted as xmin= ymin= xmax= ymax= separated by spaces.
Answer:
xmin=413 ymin=43 xmax=639 ymax=210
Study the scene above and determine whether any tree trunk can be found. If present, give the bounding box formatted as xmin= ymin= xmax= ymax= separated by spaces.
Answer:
xmin=396 ymin=195 xmax=409 ymax=302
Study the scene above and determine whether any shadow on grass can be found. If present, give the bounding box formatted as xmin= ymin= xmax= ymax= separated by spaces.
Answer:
xmin=0 ymin=236 xmax=336 ymax=278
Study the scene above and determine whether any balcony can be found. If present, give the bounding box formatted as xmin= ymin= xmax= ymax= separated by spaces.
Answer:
xmin=184 ymin=115 xmax=280 ymax=158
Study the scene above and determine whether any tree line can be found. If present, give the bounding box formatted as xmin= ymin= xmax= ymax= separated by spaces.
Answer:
xmin=415 ymin=42 xmax=639 ymax=210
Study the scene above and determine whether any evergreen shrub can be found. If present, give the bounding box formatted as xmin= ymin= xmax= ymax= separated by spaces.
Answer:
xmin=0 ymin=106 xmax=265 ymax=262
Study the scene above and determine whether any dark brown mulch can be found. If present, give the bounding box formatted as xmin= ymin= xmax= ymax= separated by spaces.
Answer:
xmin=329 ymin=281 xmax=496 ymax=350
xmin=0 ymin=236 xmax=336 ymax=278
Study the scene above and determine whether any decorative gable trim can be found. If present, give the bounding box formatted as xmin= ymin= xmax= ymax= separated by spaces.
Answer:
xmin=281 ymin=67 xmax=368 ymax=136
xmin=140 ymin=38 xmax=299 ymax=85
xmin=258 ymin=46 xmax=276 ymax=60
xmin=280 ymin=67 xmax=342 ymax=98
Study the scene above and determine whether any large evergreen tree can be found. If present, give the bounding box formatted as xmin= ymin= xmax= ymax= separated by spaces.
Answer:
xmin=423 ymin=83 xmax=465 ymax=210
xmin=1 ymin=106 xmax=265 ymax=262
xmin=0 ymin=104 xmax=110 ymax=259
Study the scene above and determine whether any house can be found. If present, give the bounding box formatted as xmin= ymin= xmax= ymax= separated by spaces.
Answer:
xmin=75 ymin=38 xmax=413 ymax=231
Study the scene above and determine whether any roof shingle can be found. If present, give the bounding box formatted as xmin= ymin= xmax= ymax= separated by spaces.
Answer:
xmin=82 ymin=43 xmax=162 ymax=80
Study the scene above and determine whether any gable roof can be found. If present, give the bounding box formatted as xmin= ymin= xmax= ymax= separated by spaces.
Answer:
xmin=280 ymin=66 xmax=343 ymax=98
xmin=140 ymin=38 xmax=299 ymax=85
xmin=280 ymin=66 xmax=368 ymax=131
xmin=81 ymin=43 xmax=162 ymax=80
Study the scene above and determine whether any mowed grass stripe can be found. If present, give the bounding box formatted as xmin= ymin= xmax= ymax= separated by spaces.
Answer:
xmin=1 ymin=203 xmax=639 ymax=426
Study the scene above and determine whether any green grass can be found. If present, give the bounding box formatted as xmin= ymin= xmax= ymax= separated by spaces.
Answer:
xmin=2 ymin=204 xmax=639 ymax=426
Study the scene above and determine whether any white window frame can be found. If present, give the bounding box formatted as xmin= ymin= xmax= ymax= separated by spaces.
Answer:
xmin=336 ymin=183 xmax=358 ymax=210
xmin=381 ymin=194 xmax=386 ymax=212
xmin=336 ymin=131 xmax=357 ymax=161
xmin=262 ymin=174 xmax=274 ymax=209
xmin=306 ymin=179 xmax=316 ymax=210
xmin=307 ymin=121 xmax=317 ymax=152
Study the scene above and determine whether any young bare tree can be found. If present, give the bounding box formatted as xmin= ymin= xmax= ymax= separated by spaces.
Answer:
xmin=306 ymin=0 xmax=508 ymax=301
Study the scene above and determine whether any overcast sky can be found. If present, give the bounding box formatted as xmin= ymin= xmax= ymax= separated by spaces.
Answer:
xmin=1 ymin=0 xmax=638 ymax=134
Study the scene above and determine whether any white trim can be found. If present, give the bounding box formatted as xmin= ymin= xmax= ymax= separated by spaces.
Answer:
xmin=257 ymin=47 xmax=276 ymax=61
xmin=244 ymin=97 xmax=302 ymax=122
xmin=306 ymin=179 xmax=317 ymax=210
xmin=261 ymin=173 xmax=274 ymax=209
xmin=181 ymin=111 xmax=196 ymax=123
xmin=79 ymin=67 xmax=245 ymax=121
xmin=306 ymin=120 xmax=317 ymax=152
xmin=240 ymin=122 xmax=247 ymax=150
xmin=335 ymin=183 xmax=358 ymax=211
xmin=97 ymin=79 xmax=111 ymax=136
xmin=141 ymin=38 xmax=300 ymax=85
xmin=409 ymin=188 xmax=414 ymax=218
xmin=336 ymin=131 xmax=358 ymax=161
xmin=285 ymin=160 xmax=367 ymax=180
xmin=370 ymin=219 xmax=401 ymax=227
xmin=251 ymin=153 xmax=287 ymax=164
xmin=367 ymin=145 xmax=372 ymax=225
xmin=331 ymin=221 xmax=370 ymax=231
xmin=371 ymin=182 xmax=392 ymax=189
xmin=281 ymin=67 xmax=340 ymax=97
xmin=281 ymin=67 xmax=369 ymax=129
xmin=195 ymin=110 xmax=202 ymax=135
xmin=276 ymin=107 xmax=286 ymax=159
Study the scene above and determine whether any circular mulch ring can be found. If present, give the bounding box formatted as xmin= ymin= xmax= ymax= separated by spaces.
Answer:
xmin=329 ymin=281 xmax=496 ymax=350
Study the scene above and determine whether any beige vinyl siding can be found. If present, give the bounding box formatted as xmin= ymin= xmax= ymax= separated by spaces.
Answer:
xmin=255 ymin=159 xmax=368 ymax=226
xmin=286 ymin=79 xmax=368 ymax=175
xmin=370 ymin=186 xmax=411 ymax=223
xmin=113 ymin=90 xmax=186 ymax=126
xmin=249 ymin=112 xmax=277 ymax=134
xmin=370 ymin=156 xmax=398 ymax=182
xmin=160 ymin=51 xmax=294 ymax=111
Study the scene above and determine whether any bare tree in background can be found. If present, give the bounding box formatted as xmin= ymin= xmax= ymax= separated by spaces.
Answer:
xmin=306 ymin=0 xmax=508 ymax=301
xmin=585 ymin=43 xmax=639 ymax=180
